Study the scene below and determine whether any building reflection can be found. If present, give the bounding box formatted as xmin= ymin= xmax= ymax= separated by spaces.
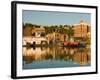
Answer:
xmin=23 ymin=47 xmax=90 ymax=66
xmin=72 ymin=48 xmax=90 ymax=66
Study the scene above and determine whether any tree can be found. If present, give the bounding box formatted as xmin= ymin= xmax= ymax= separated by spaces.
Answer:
xmin=66 ymin=26 xmax=74 ymax=41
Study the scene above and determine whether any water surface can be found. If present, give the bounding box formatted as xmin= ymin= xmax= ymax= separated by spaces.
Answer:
xmin=23 ymin=46 xmax=90 ymax=69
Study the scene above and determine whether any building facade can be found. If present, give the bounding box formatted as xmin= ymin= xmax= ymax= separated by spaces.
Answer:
xmin=73 ymin=20 xmax=90 ymax=41
xmin=23 ymin=27 xmax=47 ymax=45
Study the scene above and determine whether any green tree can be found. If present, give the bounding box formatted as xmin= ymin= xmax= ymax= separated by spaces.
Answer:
xmin=66 ymin=26 xmax=74 ymax=41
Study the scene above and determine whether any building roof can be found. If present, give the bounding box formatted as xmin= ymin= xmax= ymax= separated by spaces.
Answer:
xmin=32 ymin=27 xmax=45 ymax=32
xmin=73 ymin=20 xmax=90 ymax=26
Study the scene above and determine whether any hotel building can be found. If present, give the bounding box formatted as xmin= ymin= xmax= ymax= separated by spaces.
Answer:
xmin=73 ymin=20 xmax=90 ymax=41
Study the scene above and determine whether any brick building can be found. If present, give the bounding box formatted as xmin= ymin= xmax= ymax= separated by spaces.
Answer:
xmin=73 ymin=20 xmax=90 ymax=40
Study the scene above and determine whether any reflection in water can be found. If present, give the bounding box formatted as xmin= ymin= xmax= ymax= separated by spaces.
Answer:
xmin=23 ymin=46 xmax=90 ymax=69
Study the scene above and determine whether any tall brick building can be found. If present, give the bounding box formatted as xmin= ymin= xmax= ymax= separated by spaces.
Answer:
xmin=73 ymin=20 xmax=90 ymax=40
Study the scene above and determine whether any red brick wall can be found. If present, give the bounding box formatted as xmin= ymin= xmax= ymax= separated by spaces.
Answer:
xmin=74 ymin=24 xmax=88 ymax=38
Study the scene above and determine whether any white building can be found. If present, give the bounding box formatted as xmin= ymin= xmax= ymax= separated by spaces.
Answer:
xmin=23 ymin=27 xmax=47 ymax=45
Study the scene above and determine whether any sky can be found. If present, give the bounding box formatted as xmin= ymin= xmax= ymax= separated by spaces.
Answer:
xmin=22 ymin=10 xmax=91 ymax=26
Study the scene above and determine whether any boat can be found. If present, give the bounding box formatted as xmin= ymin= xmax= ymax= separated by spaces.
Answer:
xmin=62 ymin=41 xmax=85 ymax=48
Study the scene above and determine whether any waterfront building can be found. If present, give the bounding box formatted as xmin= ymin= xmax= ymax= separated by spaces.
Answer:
xmin=23 ymin=27 xmax=47 ymax=45
xmin=73 ymin=20 xmax=90 ymax=41
xmin=31 ymin=27 xmax=45 ymax=37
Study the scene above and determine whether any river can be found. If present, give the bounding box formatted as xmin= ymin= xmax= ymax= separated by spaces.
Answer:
xmin=23 ymin=46 xmax=90 ymax=69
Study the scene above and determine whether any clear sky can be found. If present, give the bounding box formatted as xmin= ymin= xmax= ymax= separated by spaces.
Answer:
xmin=22 ymin=10 xmax=91 ymax=26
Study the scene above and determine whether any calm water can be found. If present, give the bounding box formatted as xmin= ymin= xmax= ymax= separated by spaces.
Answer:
xmin=23 ymin=46 xmax=91 ymax=69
